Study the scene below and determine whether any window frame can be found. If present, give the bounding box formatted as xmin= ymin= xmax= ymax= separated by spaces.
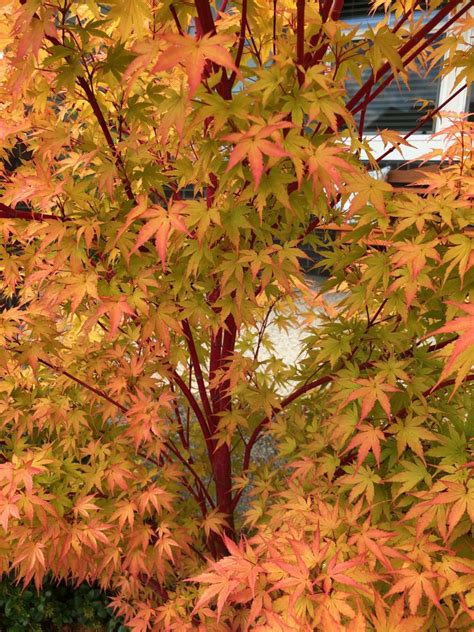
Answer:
xmin=341 ymin=4 xmax=473 ymax=162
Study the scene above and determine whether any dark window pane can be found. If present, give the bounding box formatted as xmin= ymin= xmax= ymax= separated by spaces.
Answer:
xmin=345 ymin=65 xmax=441 ymax=132
xmin=341 ymin=0 xmax=383 ymax=20
xmin=341 ymin=0 xmax=446 ymax=21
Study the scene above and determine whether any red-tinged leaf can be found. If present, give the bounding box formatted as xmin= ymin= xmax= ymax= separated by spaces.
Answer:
xmin=73 ymin=495 xmax=99 ymax=519
xmin=153 ymin=33 xmax=238 ymax=97
xmin=427 ymin=302 xmax=474 ymax=392
xmin=225 ymin=140 xmax=250 ymax=173
xmin=341 ymin=377 xmax=400 ymax=421
xmin=247 ymin=144 xmax=264 ymax=188
xmin=447 ymin=497 xmax=468 ymax=538
xmin=352 ymin=609 xmax=366 ymax=632
xmin=193 ymin=579 xmax=239 ymax=618
xmin=257 ymin=139 xmax=289 ymax=159
xmin=427 ymin=481 xmax=474 ymax=537
xmin=342 ymin=424 xmax=386 ymax=467
xmin=371 ymin=596 xmax=426 ymax=631
xmin=111 ymin=501 xmax=137 ymax=529
xmin=94 ymin=297 xmax=135 ymax=337
xmin=137 ymin=486 xmax=174 ymax=515
xmin=388 ymin=569 xmax=441 ymax=614
xmin=0 ymin=495 xmax=20 ymax=530
xmin=224 ymin=118 xmax=290 ymax=187
xmin=155 ymin=221 xmax=171 ymax=271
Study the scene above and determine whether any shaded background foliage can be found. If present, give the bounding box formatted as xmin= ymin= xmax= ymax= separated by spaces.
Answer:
xmin=0 ymin=576 xmax=124 ymax=632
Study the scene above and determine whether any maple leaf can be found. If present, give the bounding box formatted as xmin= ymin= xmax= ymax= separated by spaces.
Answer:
xmin=348 ymin=522 xmax=403 ymax=570
xmin=307 ymin=143 xmax=354 ymax=201
xmin=387 ymin=459 xmax=431 ymax=497
xmin=346 ymin=171 xmax=392 ymax=217
xmin=153 ymin=33 xmax=238 ymax=97
xmin=427 ymin=480 xmax=474 ymax=540
xmin=338 ymin=465 xmax=382 ymax=503
xmin=137 ymin=485 xmax=174 ymax=516
xmin=107 ymin=0 xmax=151 ymax=39
xmin=223 ymin=116 xmax=291 ymax=188
xmin=443 ymin=234 xmax=474 ymax=285
xmin=387 ymin=568 xmax=441 ymax=614
xmin=72 ymin=495 xmax=99 ymax=520
xmin=387 ymin=416 xmax=438 ymax=460
xmin=391 ymin=238 xmax=440 ymax=281
xmin=427 ymin=302 xmax=474 ymax=392
xmin=342 ymin=423 xmax=386 ymax=467
xmin=92 ymin=296 xmax=136 ymax=337
xmin=192 ymin=574 xmax=240 ymax=622
xmin=111 ymin=500 xmax=137 ymax=529
xmin=116 ymin=197 xmax=188 ymax=271
xmin=370 ymin=596 xmax=426 ymax=632
xmin=0 ymin=493 xmax=20 ymax=530
xmin=341 ymin=376 xmax=400 ymax=421
xmin=319 ymin=554 xmax=372 ymax=595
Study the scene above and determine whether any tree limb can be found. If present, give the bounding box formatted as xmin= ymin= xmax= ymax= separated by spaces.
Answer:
xmin=0 ymin=203 xmax=62 ymax=222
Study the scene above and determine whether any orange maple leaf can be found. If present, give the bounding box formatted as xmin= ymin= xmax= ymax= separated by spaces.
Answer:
xmin=342 ymin=423 xmax=386 ymax=467
xmin=370 ymin=596 xmax=426 ymax=631
xmin=224 ymin=116 xmax=291 ymax=188
xmin=94 ymin=297 xmax=136 ymax=337
xmin=387 ymin=568 xmax=441 ymax=615
xmin=427 ymin=302 xmax=474 ymax=392
xmin=153 ymin=33 xmax=238 ymax=96
xmin=427 ymin=480 xmax=474 ymax=540
xmin=341 ymin=376 xmax=400 ymax=421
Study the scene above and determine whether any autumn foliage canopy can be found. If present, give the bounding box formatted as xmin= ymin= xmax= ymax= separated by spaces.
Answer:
xmin=0 ymin=0 xmax=473 ymax=629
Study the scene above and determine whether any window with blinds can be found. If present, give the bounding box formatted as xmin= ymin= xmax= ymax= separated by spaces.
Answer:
xmin=341 ymin=0 xmax=384 ymax=20
xmin=341 ymin=1 xmax=442 ymax=133
xmin=346 ymin=65 xmax=441 ymax=132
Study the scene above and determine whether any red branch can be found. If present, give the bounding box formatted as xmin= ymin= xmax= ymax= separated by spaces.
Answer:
xmin=169 ymin=4 xmax=184 ymax=35
xmin=164 ymin=440 xmax=215 ymax=508
xmin=77 ymin=78 xmax=135 ymax=203
xmin=37 ymin=357 xmax=128 ymax=412
xmin=0 ymin=203 xmax=62 ymax=222
xmin=33 ymin=356 xmax=215 ymax=509
xmin=218 ymin=314 xmax=237 ymax=413
xmin=194 ymin=0 xmax=216 ymax=35
xmin=346 ymin=0 xmax=464 ymax=114
xmin=225 ymin=0 xmax=247 ymax=95
xmin=353 ymin=2 xmax=471 ymax=119
xmin=306 ymin=0 xmax=344 ymax=68
xmin=169 ymin=368 xmax=212 ymax=440
xmin=209 ymin=328 xmax=223 ymax=413
xmin=182 ymin=319 xmax=214 ymax=427
xmin=296 ymin=0 xmax=306 ymax=86
xmin=429 ymin=374 xmax=474 ymax=395
xmin=240 ymin=374 xmax=333 ymax=476
xmin=395 ymin=373 xmax=474 ymax=419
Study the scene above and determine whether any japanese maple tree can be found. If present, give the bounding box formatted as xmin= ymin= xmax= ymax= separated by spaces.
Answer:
xmin=0 ymin=0 xmax=473 ymax=629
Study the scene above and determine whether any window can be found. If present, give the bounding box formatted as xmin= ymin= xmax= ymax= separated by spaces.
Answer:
xmin=340 ymin=1 xmax=473 ymax=161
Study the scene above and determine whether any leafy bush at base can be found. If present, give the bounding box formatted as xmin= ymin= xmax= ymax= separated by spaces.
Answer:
xmin=0 ymin=576 xmax=125 ymax=632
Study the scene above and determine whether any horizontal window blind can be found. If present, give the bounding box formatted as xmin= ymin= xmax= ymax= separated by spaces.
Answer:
xmin=340 ymin=1 xmax=444 ymax=133
xmin=341 ymin=0 xmax=383 ymax=20
xmin=345 ymin=65 xmax=441 ymax=132
xmin=340 ymin=0 xmax=445 ymax=21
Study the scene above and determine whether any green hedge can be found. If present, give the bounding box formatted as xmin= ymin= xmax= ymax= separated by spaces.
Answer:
xmin=0 ymin=575 xmax=125 ymax=631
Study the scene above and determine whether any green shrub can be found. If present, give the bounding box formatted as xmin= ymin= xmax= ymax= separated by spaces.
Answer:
xmin=0 ymin=575 xmax=125 ymax=632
